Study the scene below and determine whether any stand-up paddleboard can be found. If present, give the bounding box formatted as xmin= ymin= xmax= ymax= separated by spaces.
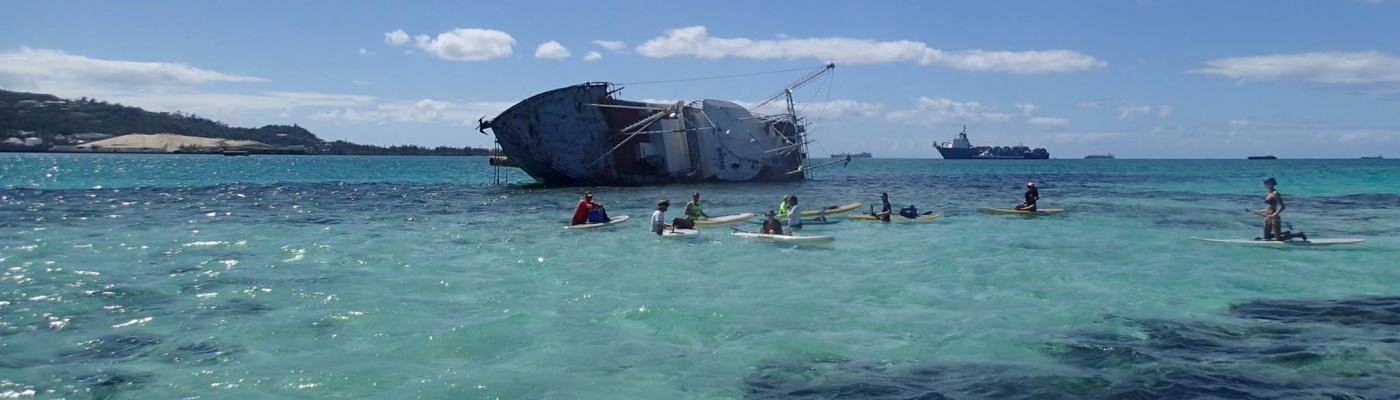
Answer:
xmin=800 ymin=202 xmax=861 ymax=217
xmin=694 ymin=213 xmax=756 ymax=226
xmin=661 ymin=229 xmax=701 ymax=237
xmin=1191 ymin=237 xmax=1364 ymax=246
xmin=744 ymin=219 xmax=843 ymax=226
xmin=732 ymin=230 xmax=835 ymax=243
xmin=563 ymin=215 xmax=630 ymax=229
xmin=849 ymin=213 xmax=942 ymax=221
xmin=978 ymin=207 xmax=1065 ymax=215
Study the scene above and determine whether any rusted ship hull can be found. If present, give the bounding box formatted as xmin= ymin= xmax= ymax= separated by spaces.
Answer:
xmin=481 ymin=83 xmax=808 ymax=186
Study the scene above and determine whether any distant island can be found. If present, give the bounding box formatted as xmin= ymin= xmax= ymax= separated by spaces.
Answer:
xmin=0 ymin=89 xmax=496 ymax=156
xmin=831 ymin=152 xmax=872 ymax=159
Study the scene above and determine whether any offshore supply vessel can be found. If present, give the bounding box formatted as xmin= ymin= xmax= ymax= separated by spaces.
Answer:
xmin=933 ymin=126 xmax=1049 ymax=159
xmin=478 ymin=64 xmax=839 ymax=186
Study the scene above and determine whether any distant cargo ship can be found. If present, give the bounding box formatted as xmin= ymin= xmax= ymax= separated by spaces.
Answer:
xmin=1361 ymin=155 xmax=1383 ymax=159
xmin=933 ymin=126 xmax=1049 ymax=160
xmin=1085 ymin=153 xmax=1115 ymax=159
xmin=831 ymin=152 xmax=871 ymax=159
xmin=1247 ymin=155 xmax=1277 ymax=160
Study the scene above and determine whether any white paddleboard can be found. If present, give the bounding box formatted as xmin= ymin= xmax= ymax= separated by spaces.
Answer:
xmin=1191 ymin=237 xmax=1364 ymax=246
xmin=732 ymin=231 xmax=835 ymax=243
xmin=694 ymin=213 xmax=756 ymax=226
xmin=564 ymin=215 xmax=630 ymax=229
xmin=661 ymin=229 xmax=701 ymax=237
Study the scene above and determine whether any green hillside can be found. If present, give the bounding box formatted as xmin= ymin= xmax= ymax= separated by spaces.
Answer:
xmin=0 ymin=89 xmax=494 ymax=156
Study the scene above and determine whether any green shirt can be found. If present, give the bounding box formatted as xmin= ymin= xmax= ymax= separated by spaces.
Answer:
xmin=777 ymin=201 xmax=790 ymax=218
xmin=685 ymin=201 xmax=703 ymax=220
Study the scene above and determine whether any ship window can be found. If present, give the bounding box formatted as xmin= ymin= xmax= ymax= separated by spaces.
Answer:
xmin=730 ymin=163 xmax=740 ymax=169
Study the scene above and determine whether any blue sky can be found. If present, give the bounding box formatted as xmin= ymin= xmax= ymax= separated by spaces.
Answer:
xmin=2 ymin=1 xmax=1397 ymax=158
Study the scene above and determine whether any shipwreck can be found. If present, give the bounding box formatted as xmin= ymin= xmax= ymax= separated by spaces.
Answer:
xmin=477 ymin=64 xmax=842 ymax=186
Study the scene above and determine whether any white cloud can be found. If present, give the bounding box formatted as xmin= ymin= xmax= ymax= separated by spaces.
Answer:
xmin=384 ymin=29 xmax=410 ymax=45
xmin=1076 ymin=101 xmax=1100 ymax=109
xmin=310 ymin=99 xmax=514 ymax=125
xmin=634 ymin=26 xmax=1106 ymax=74
xmin=352 ymin=80 xmax=370 ymax=86
xmin=358 ymin=48 xmax=375 ymax=56
xmin=886 ymin=97 xmax=1016 ymax=125
xmin=1157 ymin=105 xmax=1174 ymax=119
xmin=1117 ymin=104 xmax=1153 ymax=121
xmin=0 ymin=47 xmax=265 ymax=91
xmin=1188 ymin=51 xmax=1400 ymax=84
xmin=1228 ymin=119 xmax=1252 ymax=127
xmin=92 ymin=91 xmax=377 ymax=120
xmin=583 ymin=51 xmax=603 ymax=62
xmin=1027 ymin=117 xmax=1070 ymax=128
xmin=593 ymin=40 xmax=627 ymax=53
xmin=534 ymin=41 xmax=570 ymax=60
xmin=391 ymin=28 xmax=515 ymax=61
xmin=1014 ymin=103 xmax=1038 ymax=117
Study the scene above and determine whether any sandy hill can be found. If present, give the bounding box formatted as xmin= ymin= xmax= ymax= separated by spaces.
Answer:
xmin=78 ymin=133 xmax=277 ymax=152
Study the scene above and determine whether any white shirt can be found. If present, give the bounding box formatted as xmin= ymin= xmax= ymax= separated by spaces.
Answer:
xmin=651 ymin=209 xmax=665 ymax=233
xmin=786 ymin=205 xmax=801 ymax=228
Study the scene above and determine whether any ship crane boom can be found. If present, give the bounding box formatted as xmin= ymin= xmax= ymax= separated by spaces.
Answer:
xmin=746 ymin=63 xmax=835 ymax=113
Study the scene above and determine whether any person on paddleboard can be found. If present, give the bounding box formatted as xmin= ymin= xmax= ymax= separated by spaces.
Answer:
xmin=571 ymin=192 xmax=609 ymax=225
xmin=1014 ymin=182 xmax=1039 ymax=211
xmin=785 ymin=196 xmax=803 ymax=232
xmin=759 ymin=210 xmax=784 ymax=235
xmin=777 ymin=195 xmax=791 ymax=219
xmin=684 ymin=192 xmax=711 ymax=223
xmin=652 ymin=199 xmax=673 ymax=235
xmin=1253 ymin=177 xmax=1307 ymax=241
xmin=869 ymin=192 xmax=893 ymax=221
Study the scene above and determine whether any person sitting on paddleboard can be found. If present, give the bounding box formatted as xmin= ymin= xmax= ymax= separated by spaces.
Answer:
xmin=1014 ymin=182 xmax=1039 ymax=211
xmin=869 ymin=192 xmax=893 ymax=222
xmin=571 ymin=192 xmax=608 ymax=225
xmin=684 ymin=192 xmax=711 ymax=224
xmin=777 ymin=195 xmax=791 ymax=219
xmin=652 ymin=199 xmax=673 ymax=235
xmin=785 ymin=196 xmax=803 ymax=232
xmin=1253 ymin=177 xmax=1307 ymax=241
xmin=760 ymin=210 xmax=784 ymax=235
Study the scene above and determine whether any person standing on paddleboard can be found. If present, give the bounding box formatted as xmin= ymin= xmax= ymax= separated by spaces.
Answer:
xmin=684 ymin=192 xmax=711 ymax=223
xmin=1014 ymin=182 xmax=1039 ymax=211
xmin=652 ymin=199 xmax=673 ymax=235
xmin=571 ymin=192 xmax=608 ymax=225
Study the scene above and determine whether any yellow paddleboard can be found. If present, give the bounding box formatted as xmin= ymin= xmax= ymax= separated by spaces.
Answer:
xmin=800 ymin=202 xmax=861 ymax=217
xmin=849 ymin=213 xmax=942 ymax=221
xmin=978 ymin=207 xmax=1065 ymax=215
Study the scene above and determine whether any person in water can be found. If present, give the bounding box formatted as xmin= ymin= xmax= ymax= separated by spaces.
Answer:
xmin=785 ymin=196 xmax=803 ymax=231
xmin=777 ymin=195 xmax=792 ymax=219
xmin=1254 ymin=177 xmax=1307 ymax=241
xmin=652 ymin=199 xmax=673 ymax=235
xmin=683 ymin=192 xmax=711 ymax=223
xmin=570 ymin=192 xmax=608 ymax=225
xmin=1014 ymin=182 xmax=1039 ymax=211
xmin=759 ymin=210 xmax=784 ymax=235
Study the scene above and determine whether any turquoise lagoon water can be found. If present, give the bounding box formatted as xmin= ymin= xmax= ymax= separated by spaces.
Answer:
xmin=1 ymin=153 xmax=1399 ymax=399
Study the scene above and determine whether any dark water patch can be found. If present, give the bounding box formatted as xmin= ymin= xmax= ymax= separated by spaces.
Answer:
xmin=160 ymin=341 xmax=243 ymax=365
xmin=198 ymin=298 xmax=274 ymax=317
xmin=62 ymin=333 xmax=166 ymax=361
xmin=748 ymin=296 xmax=1400 ymax=399
xmin=1230 ymin=296 xmax=1400 ymax=327
xmin=76 ymin=370 xmax=156 ymax=400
